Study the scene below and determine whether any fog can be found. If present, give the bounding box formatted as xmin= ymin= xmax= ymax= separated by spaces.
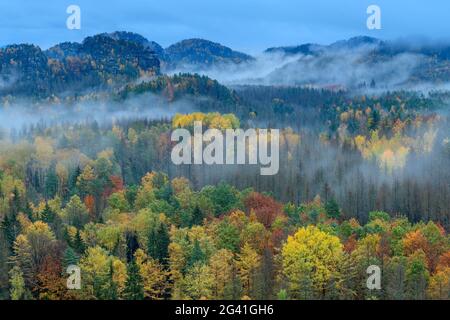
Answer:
xmin=0 ymin=93 xmax=195 ymax=132
xmin=167 ymin=44 xmax=438 ymax=91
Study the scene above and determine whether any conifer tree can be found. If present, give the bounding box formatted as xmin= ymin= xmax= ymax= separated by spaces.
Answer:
xmin=103 ymin=261 xmax=118 ymax=300
xmin=187 ymin=239 xmax=206 ymax=270
xmin=41 ymin=202 xmax=55 ymax=224
xmin=191 ymin=205 xmax=203 ymax=226
xmin=124 ymin=259 xmax=144 ymax=300
xmin=73 ymin=230 xmax=85 ymax=254
xmin=147 ymin=223 xmax=170 ymax=265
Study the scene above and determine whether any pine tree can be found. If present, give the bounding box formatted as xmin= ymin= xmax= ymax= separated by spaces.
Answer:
xmin=191 ymin=205 xmax=203 ymax=226
xmin=187 ymin=239 xmax=206 ymax=270
xmin=41 ymin=202 xmax=55 ymax=224
xmin=68 ymin=166 xmax=81 ymax=197
xmin=1 ymin=213 xmax=21 ymax=251
xmin=11 ymin=187 xmax=22 ymax=215
xmin=126 ymin=231 xmax=139 ymax=263
xmin=156 ymin=223 xmax=170 ymax=264
xmin=23 ymin=202 xmax=33 ymax=222
xmin=62 ymin=247 xmax=79 ymax=269
xmin=63 ymin=227 xmax=73 ymax=247
xmin=124 ymin=259 xmax=144 ymax=300
xmin=103 ymin=261 xmax=118 ymax=300
xmin=45 ymin=164 xmax=58 ymax=199
xmin=73 ymin=230 xmax=85 ymax=254
xmin=147 ymin=228 xmax=158 ymax=261
xmin=325 ymin=198 xmax=340 ymax=219
xmin=147 ymin=223 xmax=170 ymax=265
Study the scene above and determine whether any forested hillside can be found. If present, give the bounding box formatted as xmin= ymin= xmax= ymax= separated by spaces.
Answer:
xmin=0 ymin=32 xmax=449 ymax=300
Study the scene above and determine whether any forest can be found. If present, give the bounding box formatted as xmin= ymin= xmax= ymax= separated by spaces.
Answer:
xmin=0 ymin=33 xmax=449 ymax=300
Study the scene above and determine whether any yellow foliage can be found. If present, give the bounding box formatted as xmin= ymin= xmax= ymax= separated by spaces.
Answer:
xmin=35 ymin=137 xmax=54 ymax=166
xmin=427 ymin=267 xmax=450 ymax=299
xmin=172 ymin=112 xmax=239 ymax=130
xmin=281 ymin=225 xmax=344 ymax=296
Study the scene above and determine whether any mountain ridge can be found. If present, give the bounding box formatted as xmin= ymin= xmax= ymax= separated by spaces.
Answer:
xmin=3 ymin=31 xmax=450 ymax=97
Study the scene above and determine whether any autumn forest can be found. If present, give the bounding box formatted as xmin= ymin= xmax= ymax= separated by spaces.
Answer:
xmin=0 ymin=31 xmax=449 ymax=301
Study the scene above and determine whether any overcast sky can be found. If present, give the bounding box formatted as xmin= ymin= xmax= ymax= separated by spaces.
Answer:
xmin=0 ymin=0 xmax=449 ymax=53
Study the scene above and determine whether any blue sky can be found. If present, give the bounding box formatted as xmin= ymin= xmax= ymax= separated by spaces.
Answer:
xmin=0 ymin=0 xmax=449 ymax=53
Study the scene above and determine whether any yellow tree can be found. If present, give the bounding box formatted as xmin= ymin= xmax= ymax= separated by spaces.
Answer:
xmin=236 ymin=243 xmax=261 ymax=298
xmin=181 ymin=263 xmax=214 ymax=300
xmin=168 ymin=242 xmax=186 ymax=299
xmin=135 ymin=172 xmax=157 ymax=209
xmin=12 ymin=221 xmax=56 ymax=291
xmin=78 ymin=246 xmax=126 ymax=299
xmin=76 ymin=165 xmax=96 ymax=197
xmin=135 ymin=249 xmax=168 ymax=300
xmin=209 ymin=248 xmax=235 ymax=299
xmin=281 ymin=225 xmax=344 ymax=299
xmin=427 ymin=268 xmax=450 ymax=299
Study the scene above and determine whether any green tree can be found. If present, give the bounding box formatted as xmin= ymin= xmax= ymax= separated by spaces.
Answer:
xmin=103 ymin=261 xmax=119 ymax=300
xmin=147 ymin=223 xmax=170 ymax=265
xmin=45 ymin=164 xmax=58 ymax=199
xmin=124 ymin=259 xmax=144 ymax=300
xmin=62 ymin=247 xmax=79 ymax=269
xmin=187 ymin=239 xmax=206 ymax=270
xmin=73 ymin=230 xmax=86 ymax=254
xmin=41 ymin=202 xmax=55 ymax=224
xmin=191 ymin=205 xmax=204 ymax=226
xmin=216 ymin=221 xmax=240 ymax=253
xmin=405 ymin=250 xmax=429 ymax=300
xmin=62 ymin=195 xmax=90 ymax=229
xmin=9 ymin=266 xmax=26 ymax=300
xmin=325 ymin=198 xmax=340 ymax=219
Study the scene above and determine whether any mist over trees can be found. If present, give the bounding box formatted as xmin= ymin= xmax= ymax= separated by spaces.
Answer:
xmin=0 ymin=33 xmax=449 ymax=300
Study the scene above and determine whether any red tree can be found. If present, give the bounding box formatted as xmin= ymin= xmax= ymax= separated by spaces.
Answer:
xmin=244 ymin=192 xmax=283 ymax=228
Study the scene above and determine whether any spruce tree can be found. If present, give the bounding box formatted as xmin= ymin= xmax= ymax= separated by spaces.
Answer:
xmin=73 ymin=230 xmax=85 ymax=254
xmin=187 ymin=239 xmax=206 ymax=270
xmin=124 ymin=259 xmax=144 ymax=300
xmin=103 ymin=260 xmax=118 ymax=300
xmin=325 ymin=198 xmax=340 ymax=219
xmin=45 ymin=165 xmax=58 ymax=199
xmin=1 ymin=214 xmax=20 ymax=251
xmin=41 ymin=202 xmax=55 ymax=224
xmin=191 ymin=205 xmax=203 ymax=226
xmin=62 ymin=247 xmax=79 ymax=269
xmin=156 ymin=223 xmax=170 ymax=264
xmin=147 ymin=223 xmax=170 ymax=265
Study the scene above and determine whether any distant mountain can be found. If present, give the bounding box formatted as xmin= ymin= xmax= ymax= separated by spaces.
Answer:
xmin=264 ymin=36 xmax=450 ymax=62
xmin=45 ymin=42 xmax=83 ymax=60
xmin=165 ymin=39 xmax=254 ymax=69
xmin=1 ymin=33 xmax=160 ymax=97
xmin=0 ymin=44 xmax=54 ymax=96
xmin=104 ymin=31 xmax=167 ymax=61
xmin=329 ymin=36 xmax=384 ymax=50
xmin=3 ymin=32 xmax=450 ymax=98
xmin=265 ymin=36 xmax=383 ymax=57
xmin=265 ymin=43 xmax=324 ymax=56
xmin=90 ymin=34 xmax=255 ymax=69
xmin=1 ymin=32 xmax=258 ymax=97
xmin=261 ymin=36 xmax=450 ymax=87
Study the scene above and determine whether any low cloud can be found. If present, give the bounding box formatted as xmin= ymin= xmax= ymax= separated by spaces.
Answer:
xmin=168 ymin=45 xmax=430 ymax=91
xmin=0 ymin=92 xmax=194 ymax=131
